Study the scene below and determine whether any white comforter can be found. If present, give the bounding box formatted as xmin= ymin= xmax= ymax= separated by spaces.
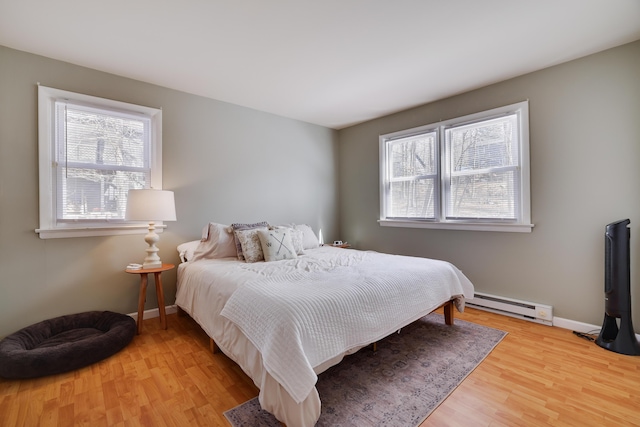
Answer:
xmin=219 ymin=248 xmax=473 ymax=404
xmin=176 ymin=246 xmax=474 ymax=425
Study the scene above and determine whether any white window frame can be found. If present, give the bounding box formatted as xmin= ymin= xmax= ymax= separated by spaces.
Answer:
xmin=36 ymin=85 xmax=164 ymax=239
xmin=379 ymin=101 xmax=533 ymax=233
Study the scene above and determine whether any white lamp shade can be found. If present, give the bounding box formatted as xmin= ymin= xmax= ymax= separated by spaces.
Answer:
xmin=126 ymin=189 xmax=177 ymax=222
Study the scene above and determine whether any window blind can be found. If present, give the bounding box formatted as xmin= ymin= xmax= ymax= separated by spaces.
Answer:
xmin=54 ymin=101 xmax=151 ymax=223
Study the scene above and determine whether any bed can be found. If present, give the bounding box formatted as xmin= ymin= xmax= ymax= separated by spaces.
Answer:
xmin=175 ymin=222 xmax=474 ymax=427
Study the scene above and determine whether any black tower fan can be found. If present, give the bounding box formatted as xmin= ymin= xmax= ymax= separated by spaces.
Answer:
xmin=595 ymin=219 xmax=640 ymax=355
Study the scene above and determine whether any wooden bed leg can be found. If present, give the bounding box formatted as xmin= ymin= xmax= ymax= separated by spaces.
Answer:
xmin=209 ymin=338 xmax=219 ymax=354
xmin=444 ymin=300 xmax=454 ymax=326
xmin=372 ymin=342 xmax=377 ymax=352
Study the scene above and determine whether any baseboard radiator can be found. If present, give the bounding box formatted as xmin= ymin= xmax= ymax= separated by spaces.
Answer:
xmin=466 ymin=292 xmax=553 ymax=326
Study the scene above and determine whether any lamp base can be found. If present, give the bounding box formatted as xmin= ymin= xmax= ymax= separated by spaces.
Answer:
xmin=141 ymin=221 xmax=163 ymax=270
xmin=142 ymin=261 xmax=162 ymax=269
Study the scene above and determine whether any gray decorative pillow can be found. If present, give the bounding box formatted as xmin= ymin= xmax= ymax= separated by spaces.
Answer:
xmin=234 ymin=229 xmax=265 ymax=263
xmin=229 ymin=221 xmax=269 ymax=260
xmin=258 ymin=228 xmax=298 ymax=262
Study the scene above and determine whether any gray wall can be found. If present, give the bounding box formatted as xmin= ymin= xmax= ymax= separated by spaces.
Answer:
xmin=1 ymin=40 xmax=638 ymax=339
xmin=338 ymin=40 xmax=640 ymax=328
xmin=0 ymin=46 xmax=339 ymax=338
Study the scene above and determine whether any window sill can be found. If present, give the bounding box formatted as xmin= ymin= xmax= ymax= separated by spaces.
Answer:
xmin=378 ymin=219 xmax=534 ymax=233
xmin=35 ymin=224 xmax=167 ymax=239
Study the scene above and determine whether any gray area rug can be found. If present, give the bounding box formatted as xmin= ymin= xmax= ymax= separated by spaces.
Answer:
xmin=224 ymin=313 xmax=506 ymax=427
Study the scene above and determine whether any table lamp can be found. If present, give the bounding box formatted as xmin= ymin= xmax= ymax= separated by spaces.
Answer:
xmin=125 ymin=189 xmax=177 ymax=269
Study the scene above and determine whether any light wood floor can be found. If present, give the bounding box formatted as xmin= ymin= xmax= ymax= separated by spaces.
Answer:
xmin=1 ymin=308 xmax=639 ymax=426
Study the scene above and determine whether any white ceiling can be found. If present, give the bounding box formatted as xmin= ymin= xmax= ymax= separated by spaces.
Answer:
xmin=1 ymin=1 xmax=639 ymax=129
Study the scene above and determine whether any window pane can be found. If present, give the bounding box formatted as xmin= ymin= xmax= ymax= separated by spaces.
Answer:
xmin=63 ymin=105 xmax=148 ymax=168
xmin=448 ymin=114 xmax=518 ymax=172
xmin=58 ymin=168 xmax=148 ymax=220
xmin=389 ymin=132 xmax=436 ymax=178
xmin=447 ymin=170 xmax=516 ymax=219
xmin=379 ymin=101 xmax=530 ymax=230
xmin=389 ymin=178 xmax=436 ymax=218
xmin=55 ymin=102 xmax=151 ymax=222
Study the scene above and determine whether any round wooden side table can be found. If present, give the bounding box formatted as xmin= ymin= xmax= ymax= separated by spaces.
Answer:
xmin=125 ymin=263 xmax=175 ymax=334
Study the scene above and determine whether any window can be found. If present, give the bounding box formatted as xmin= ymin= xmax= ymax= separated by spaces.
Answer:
xmin=37 ymin=85 xmax=163 ymax=238
xmin=379 ymin=101 xmax=532 ymax=232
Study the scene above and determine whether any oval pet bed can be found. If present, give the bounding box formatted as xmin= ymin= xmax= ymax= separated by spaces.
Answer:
xmin=0 ymin=311 xmax=136 ymax=379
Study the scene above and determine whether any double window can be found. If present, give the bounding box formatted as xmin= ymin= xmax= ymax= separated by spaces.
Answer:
xmin=379 ymin=101 xmax=532 ymax=232
xmin=37 ymin=86 xmax=163 ymax=238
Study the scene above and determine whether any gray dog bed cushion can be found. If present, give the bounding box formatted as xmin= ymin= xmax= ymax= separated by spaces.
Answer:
xmin=0 ymin=311 xmax=136 ymax=379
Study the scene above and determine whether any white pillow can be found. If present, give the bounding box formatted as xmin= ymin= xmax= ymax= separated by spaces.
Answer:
xmin=177 ymin=240 xmax=201 ymax=262
xmin=190 ymin=222 xmax=237 ymax=261
xmin=258 ymin=228 xmax=298 ymax=262
xmin=295 ymin=224 xmax=320 ymax=250
xmin=272 ymin=225 xmax=305 ymax=255
xmin=235 ymin=228 xmax=265 ymax=263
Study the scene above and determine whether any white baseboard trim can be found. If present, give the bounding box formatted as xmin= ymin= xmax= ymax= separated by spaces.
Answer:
xmin=552 ymin=316 xmax=600 ymax=334
xmin=550 ymin=316 xmax=640 ymax=341
xmin=128 ymin=304 xmax=177 ymax=321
